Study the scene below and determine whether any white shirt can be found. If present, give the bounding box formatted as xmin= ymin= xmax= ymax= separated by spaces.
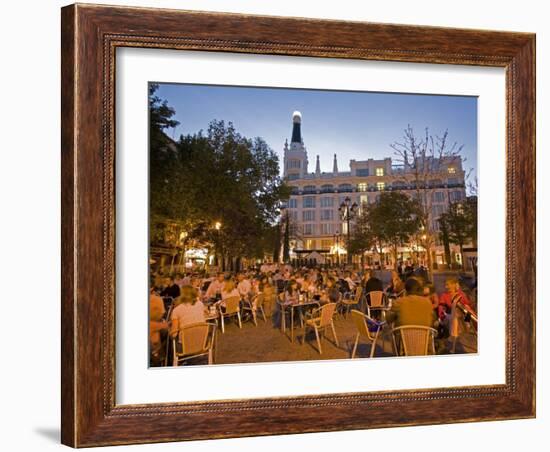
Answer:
xmin=205 ymin=279 xmax=224 ymax=298
xmin=171 ymin=301 xmax=206 ymax=327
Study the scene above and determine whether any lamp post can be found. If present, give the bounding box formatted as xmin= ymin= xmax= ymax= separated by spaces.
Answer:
xmin=338 ymin=196 xmax=358 ymax=265
xmin=333 ymin=230 xmax=341 ymax=267
xmin=179 ymin=230 xmax=188 ymax=271
xmin=214 ymin=221 xmax=222 ymax=270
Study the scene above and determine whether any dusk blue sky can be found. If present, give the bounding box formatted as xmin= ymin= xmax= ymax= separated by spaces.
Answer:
xmin=156 ymin=83 xmax=477 ymax=180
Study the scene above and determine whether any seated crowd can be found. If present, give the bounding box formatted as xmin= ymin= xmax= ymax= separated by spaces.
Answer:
xmin=149 ymin=263 xmax=477 ymax=365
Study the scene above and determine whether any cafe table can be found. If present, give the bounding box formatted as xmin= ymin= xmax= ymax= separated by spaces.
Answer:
xmin=281 ymin=296 xmax=320 ymax=343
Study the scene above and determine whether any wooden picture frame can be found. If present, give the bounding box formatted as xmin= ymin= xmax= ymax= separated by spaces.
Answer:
xmin=61 ymin=3 xmax=535 ymax=447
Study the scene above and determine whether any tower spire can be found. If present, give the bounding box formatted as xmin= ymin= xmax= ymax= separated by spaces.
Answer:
xmin=315 ymin=155 xmax=321 ymax=176
xmin=291 ymin=111 xmax=302 ymax=143
xmin=333 ymin=153 xmax=338 ymax=174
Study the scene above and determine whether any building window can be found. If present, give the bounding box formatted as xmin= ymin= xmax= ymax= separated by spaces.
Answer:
xmin=287 ymin=159 xmax=301 ymax=169
xmin=448 ymin=166 xmax=456 ymax=174
xmin=320 ymin=223 xmax=333 ymax=235
xmin=305 ymin=239 xmax=316 ymax=249
xmin=376 ymin=167 xmax=384 ymax=177
xmin=303 ymin=225 xmax=315 ymax=236
xmin=447 ymin=178 xmax=459 ymax=186
xmin=338 ymin=183 xmax=353 ymax=193
xmin=287 ymin=174 xmax=299 ymax=181
xmin=359 ymin=194 xmax=368 ymax=208
xmin=288 ymin=198 xmax=297 ymax=208
xmin=450 ymin=190 xmax=464 ymax=202
xmin=357 ymin=182 xmax=368 ymax=192
xmin=320 ymin=197 xmax=334 ymax=207
xmin=432 ymin=205 xmax=445 ymax=218
xmin=376 ymin=182 xmax=386 ymax=191
xmin=303 ymin=196 xmax=316 ymax=208
xmin=432 ymin=191 xmax=445 ymax=203
xmin=320 ymin=209 xmax=333 ymax=221
xmin=303 ymin=210 xmax=316 ymax=221
xmin=289 ymin=211 xmax=298 ymax=221
xmin=303 ymin=185 xmax=317 ymax=194
xmin=321 ymin=184 xmax=334 ymax=193
xmin=321 ymin=239 xmax=332 ymax=249
xmin=356 ymin=168 xmax=369 ymax=177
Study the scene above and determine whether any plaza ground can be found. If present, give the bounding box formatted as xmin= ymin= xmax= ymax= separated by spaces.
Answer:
xmin=208 ymin=312 xmax=477 ymax=365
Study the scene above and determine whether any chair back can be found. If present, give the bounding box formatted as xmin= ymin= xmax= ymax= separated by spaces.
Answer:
xmin=254 ymin=293 xmax=264 ymax=309
xmin=179 ymin=322 xmax=210 ymax=355
xmin=393 ymin=325 xmax=436 ymax=356
xmin=224 ymin=296 xmax=241 ymax=314
xmin=351 ymin=309 xmax=370 ymax=338
xmin=368 ymin=291 xmax=385 ymax=308
xmin=319 ymin=302 xmax=337 ymax=327
xmin=354 ymin=286 xmax=363 ymax=304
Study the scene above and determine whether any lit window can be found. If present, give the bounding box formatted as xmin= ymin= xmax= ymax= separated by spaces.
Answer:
xmin=376 ymin=167 xmax=384 ymax=177
xmin=448 ymin=167 xmax=456 ymax=174
xmin=357 ymin=183 xmax=368 ymax=192
xmin=376 ymin=182 xmax=385 ymax=191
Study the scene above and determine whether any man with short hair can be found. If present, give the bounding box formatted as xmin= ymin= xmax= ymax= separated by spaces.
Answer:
xmin=386 ymin=278 xmax=436 ymax=328
xmin=205 ymin=272 xmax=225 ymax=300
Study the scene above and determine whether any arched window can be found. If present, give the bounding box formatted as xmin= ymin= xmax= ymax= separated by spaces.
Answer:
xmin=321 ymin=184 xmax=334 ymax=193
xmin=338 ymin=183 xmax=353 ymax=193
xmin=303 ymin=185 xmax=317 ymax=194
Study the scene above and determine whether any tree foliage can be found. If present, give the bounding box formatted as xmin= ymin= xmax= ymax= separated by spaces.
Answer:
xmin=361 ymin=192 xmax=422 ymax=267
xmin=439 ymin=197 xmax=477 ymax=268
xmin=148 ymin=88 xmax=290 ymax=263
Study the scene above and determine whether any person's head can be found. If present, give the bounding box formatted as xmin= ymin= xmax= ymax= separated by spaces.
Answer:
xmin=237 ymin=273 xmax=245 ymax=282
xmin=175 ymin=285 xmax=198 ymax=306
xmin=216 ymin=272 xmax=225 ymax=283
xmin=445 ymin=277 xmax=460 ymax=294
xmin=288 ymin=279 xmax=298 ymax=292
xmin=326 ymin=277 xmax=335 ymax=288
xmin=223 ymin=279 xmax=235 ymax=292
xmin=363 ymin=270 xmax=372 ymax=280
xmin=405 ymin=277 xmax=424 ymax=296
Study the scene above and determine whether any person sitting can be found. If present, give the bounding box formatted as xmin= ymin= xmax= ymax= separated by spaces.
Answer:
xmin=438 ymin=277 xmax=476 ymax=352
xmin=320 ymin=277 xmax=340 ymax=304
xmin=169 ymin=285 xmax=205 ymax=337
xmin=205 ymin=272 xmax=225 ymax=300
xmin=386 ymin=270 xmax=405 ymax=297
xmin=160 ymin=277 xmax=181 ymax=300
xmin=386 ymin=277 xmax=436 ymax=328
xmin=237 ymin=273 xmax=252 ymax=299
xmin=284 ymin=280 xmax=300 ymax=304
xmin=149 ymin=287 xmax=167 ymax=367
xmin=220 ymin=279 xmax=240 ymax=301
xmin=362 ymin=270 xmax=384 ymax=295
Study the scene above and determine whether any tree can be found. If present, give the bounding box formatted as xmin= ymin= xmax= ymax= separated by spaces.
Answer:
xmin=439 ymin=200 xmax=476 ymax=269
xmin=149 ymin=111 xmax=290 ymax=268
xmin=348 ymin=205 xmax=375 ymax=266
xmin=367 ymin=192 xmax=422 ymax=268
xmin=149 ymin=83 xmax=180 ymax=149
xmin=390 ymin=125 xmax=466 ymax=276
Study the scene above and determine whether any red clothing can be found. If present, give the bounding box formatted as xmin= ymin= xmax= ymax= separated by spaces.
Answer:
xmin=437 ymin=289 xmax=473 ymax=319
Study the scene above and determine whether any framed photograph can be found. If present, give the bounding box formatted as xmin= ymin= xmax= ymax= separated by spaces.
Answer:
xmin=61 ymin=3 xmax=535 ymax=447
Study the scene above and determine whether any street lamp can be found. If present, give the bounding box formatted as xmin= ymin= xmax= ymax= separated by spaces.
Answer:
xmin=179 ymin=231 xmax=188 ymax=270
xmin=338 ymin=196 xmax=358 ymax=265
xmin=213 ymin=221 xmax=222 ymax=270
xmin=333 ymin=230 xmax=341 ymax=267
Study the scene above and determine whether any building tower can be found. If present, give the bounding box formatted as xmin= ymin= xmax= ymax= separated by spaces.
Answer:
xmin=283 ymin=111 xmax=308 ymax=179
